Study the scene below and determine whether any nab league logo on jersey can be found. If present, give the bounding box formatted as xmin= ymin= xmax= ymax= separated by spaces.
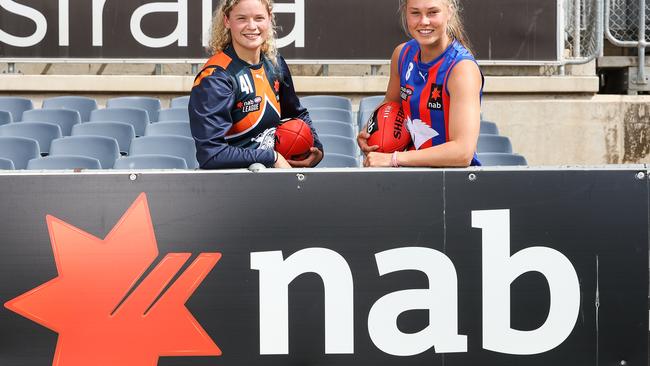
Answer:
xmin=427 ymin=84 xmax=443 ymax=110
xmin=237 ymin=96 xmax=262 ymax=113
xmin=400 ymin=86 xmax=414 ymax=101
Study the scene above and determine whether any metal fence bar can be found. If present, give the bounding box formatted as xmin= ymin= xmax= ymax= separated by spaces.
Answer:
xmin=563 ymin=0 xmax=604 ymax=65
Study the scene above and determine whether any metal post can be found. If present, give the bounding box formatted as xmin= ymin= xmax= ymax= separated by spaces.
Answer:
xmin=191 ymin=63 xmax=199 ymax=74
xmin=7 ymin=63 xmax=15 ymax=74
xmin=638 ymin=0 xmax=647 ymax=84
xmin=370 ymin=65 xmax=380 ymax=76
xmin=154 ymin=63 xmax=163 ymax=75
xmin=321 ymin=64 xmax=329 ymax=76
xmin=574 ymin=0 xmax=581 ymax=57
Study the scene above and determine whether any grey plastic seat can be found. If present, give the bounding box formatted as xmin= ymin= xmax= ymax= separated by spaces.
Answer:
xmin=27 ymin=155 xmax=102 ymax=170
xmin=478 ymin=153 xmax=528 ymax=166
xmin=312 ymin=120 xmax=355 ymax=138
xmin=359 ymin=95 xmax=384 ymax=112
xmin=129 ymin=135 xmax=198 ymax=169
xmin=114 ymin=154 xmax=188 ymax=169
xmin=0 ymin=136 xmax=40 ymax=169
xmin=301 ymin=96 xmax=352 ymax=111
xmin=0 ymin=111 xmax=12 ymax=126
xmin=318 ymin=134 xmax=358 ymax=157
xmin=71 ymin=122 xmax=136 ymax=154
xmin=107 ymin=97 xmax=162 ymax=122
xmin=50 ymin=136 xmax=120 ymax=169
xmin=319 ymin=153 xmax=359 ymax=168
xmin=42 ymin=96 xmax=98 ymax=122
xmin=480 ymin=120 xmax=499 ymax=135
xmin=22 ymin=109 xmax=81 ymax=136
xmin=171 ymin=96 xmax=190 ymax=108
xmin=358 ymin=108 xmax=376 ymax=130
xmin=90 ymin=108 xmax=150 ymax=136
xmin=0 ymin=97 xmax=34 ymax=121
xmin=0 ymin=122 xmax=62 ymax=154
xmin=309 ymin=108 xmax=353 ymax=124
xmin=0 ymin=157 xmax=15 ymax=170
xmin=158 ymin=108 xmax=189 ymax=122
xmin=477 ymin=135 xmax=513 ymax=153
xmin=145 ymin=121 xmax=192 ymax=138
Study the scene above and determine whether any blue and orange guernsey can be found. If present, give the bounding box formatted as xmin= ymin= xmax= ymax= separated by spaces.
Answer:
xmin=398 ymin=39 xmax=482 ymax=166
xmin=189 ymin=45 xmax=321 ymax=169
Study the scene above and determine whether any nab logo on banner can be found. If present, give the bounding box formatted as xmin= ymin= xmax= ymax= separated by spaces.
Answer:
xmin=3 ymin=193 xmax=583 ymax=364
xmin=4 ymin=193 xmax=221 ymax=366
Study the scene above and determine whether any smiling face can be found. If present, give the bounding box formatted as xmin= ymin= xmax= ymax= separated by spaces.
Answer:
xmin=404 ymin=0 xmax=452 ymax=50
xmin=224 ymin=0 xmax=271 ymax=62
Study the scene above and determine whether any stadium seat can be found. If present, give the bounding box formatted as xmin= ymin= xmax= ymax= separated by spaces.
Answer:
xmin=158 ymin=108 xmax=189 ymax=122
xmin=71 ymin=122 xmax=136 ymax=154
xmin=477 ymin=135 xmax=513 ymax=153
xmin=27 ymin=155 xmax=102 ymax=170
xmin=171 ymin=96 xmax=190 ymax=109
xmin=50 ymin=136 xmax=120 ymax=169
xmin=0 ymin=97 xmax=34 ymax=121
xmin=114 ymin=154 xmax=188 ymax=169
xmin=0 ymin=157 xmax=15 ymax=170
xmin=129 ymin=135 xmax=198 ymax=169
xmin=22 ymin=109 xmax=81 ymax=136
xmin=0 ymin=122 xmax=62 ymax=155
xmin=0 ymin=136 xmax=40 ymax=169
xmin=89 ymin=108 xmax=150 ymax=136
xmin=312 ymin=120 xmax=355 ymax=138
xmin=358 ymin=95 xmax=384 ymax=112
xmin=478 ymin=153 xmax=528 ymax=166
xmin=41 ymin=96 xmax=98 ymax=122
xmin=318 ymin=134 xmax=358 ymax=157
xmin=358 ymin=109 xmax=375 ymax=130
xmin=309 ymin=108 xmax=354 ymax=124
xmin=301 ymin=96 xmax=352 ymax=111
xmin=0 ymin=111 xmax=12 ymax=126
xmin=106 ymin=97 xmax=162 ymax=122
xmin=480 ymin=120 xmax=499 ymax=135
xmin=145 ymin=121 xmax=192 ymax=138
xmin=319 ymin=153 xmax=359 ymax=168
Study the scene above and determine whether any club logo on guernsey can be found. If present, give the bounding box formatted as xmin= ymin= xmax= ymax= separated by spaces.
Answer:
xmin=400 ymin=86 xmax=413 ymax=101
xmin=427 ymin=84 xmax=443 ymax=110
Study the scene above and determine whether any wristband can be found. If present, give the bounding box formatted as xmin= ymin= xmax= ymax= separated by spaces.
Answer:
xmin=391 ymin=151 xmax=399 ymax=168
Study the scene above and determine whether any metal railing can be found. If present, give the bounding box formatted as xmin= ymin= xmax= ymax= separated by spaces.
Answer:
xmin=563 ymin=0 xmax=604 ymax=65
xmin=605 ymin=0 xmax=649 ymax=85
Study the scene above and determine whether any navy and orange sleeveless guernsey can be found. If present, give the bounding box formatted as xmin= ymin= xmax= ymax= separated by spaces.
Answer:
xmin=189 ymin=45 xmax=322 ymax=169
xmin=398 ymin=39 xmax=482 ymax=166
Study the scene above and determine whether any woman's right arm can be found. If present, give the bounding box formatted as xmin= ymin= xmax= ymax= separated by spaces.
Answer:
xmin=357 ymin=43 xmax=404 ymax=154
xmin=189 ymin=70 xmax=282 ymax=169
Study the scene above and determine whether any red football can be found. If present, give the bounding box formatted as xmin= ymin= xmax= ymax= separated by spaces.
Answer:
xmin=366 ymin=102 xmax=411 ymax=153
xmin=274 ymin=118 xmax=314 ymax=160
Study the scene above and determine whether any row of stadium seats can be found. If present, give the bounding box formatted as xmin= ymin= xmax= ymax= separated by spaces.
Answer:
xmin=0 ymin=135 xmax=198 ymax=170
xmin=1 ymin=121 xmax=191 ymax=154
xmin=0 ymin=96 xmax=190 ymax=123
xmin=0 ymin=94 xmax=527 ymax=168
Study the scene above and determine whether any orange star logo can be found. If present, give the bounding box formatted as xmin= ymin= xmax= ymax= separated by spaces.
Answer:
xmin=273 ymin=80 xmax=280 ymax=93
xmin=431 ymin=86 xmax=441 ymax=101
xmin=4 ymin=193 xmax=221 ymax=366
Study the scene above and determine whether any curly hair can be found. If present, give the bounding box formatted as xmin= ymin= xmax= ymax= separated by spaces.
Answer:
xmin=209 ymin=0 xmax=279 ymax=65
xmin=398 ymin=0 xmax=473 ymax=55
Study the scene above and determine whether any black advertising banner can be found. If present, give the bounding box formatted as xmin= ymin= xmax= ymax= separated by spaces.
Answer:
xmin=0 ymin=169 xmax=646 ymax=366
xmin=0 ymin=0 xmax=557 ymax=62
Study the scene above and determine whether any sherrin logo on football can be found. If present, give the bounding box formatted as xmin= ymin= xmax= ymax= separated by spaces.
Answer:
xmin=367 ymin=102 xmax=411 ymax=153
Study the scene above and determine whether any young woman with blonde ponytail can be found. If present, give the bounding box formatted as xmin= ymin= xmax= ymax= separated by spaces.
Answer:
xmin=189 ymin=0 xmax=323 ymax=169
xmin=358 ymin=0 xmax=483 ymax=167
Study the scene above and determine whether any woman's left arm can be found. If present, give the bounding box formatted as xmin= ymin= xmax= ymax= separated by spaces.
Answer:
xmin=277 ymin=56 xmax=324 ymax=167
xmin=365 ymin=60 xmax=482 ymax=168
